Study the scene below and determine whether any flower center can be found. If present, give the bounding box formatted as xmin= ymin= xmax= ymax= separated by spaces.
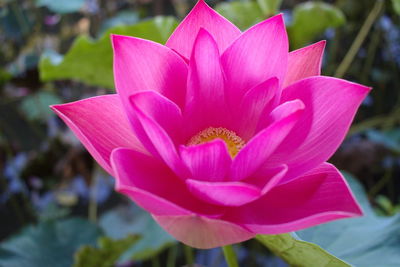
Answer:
xmin=187 ymin=127 xmax=245 ymax=157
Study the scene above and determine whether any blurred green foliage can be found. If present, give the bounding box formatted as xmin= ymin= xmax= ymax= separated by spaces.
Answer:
xmin=0 ymin=218 xmax=101 ymax=267
xmin=40 ymin=17 xmax=178 ymax=88
xmin=288 ymin=2 xmax=345 ymax=48
xmin=74 ymin=235 xmax=140 ymax=267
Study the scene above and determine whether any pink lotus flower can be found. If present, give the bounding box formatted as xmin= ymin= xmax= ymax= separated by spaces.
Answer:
xmin=52 ymin=0 xmax=369 ymax=249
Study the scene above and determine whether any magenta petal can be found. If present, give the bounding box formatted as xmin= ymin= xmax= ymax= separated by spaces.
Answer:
xmin=268 ymin=76 xmax=371 ymax=182
xmin=132 ymin=103 xmax=189 ymax=178
xmin=283 ymin=40 xmax=326 ymax=88
xmin=186 ymin=179 xmax=261 ymax=206
xmin=184 ymin=28 xmax=230 ymax=138
xmin=166 ymin=0 xmax=241 ymax=60
xmin=51 ymin=95 xmax=146 ymax=175
xmin=153 ymin=214 xmax=255 ymax=249
xmin=112 ymin=34 xmax=187 ymax=109
xmin=111 ymin=148 xmax=223 ymax=216
xmin=233 ymin=77 xmax=279 ymax=140
xmin=130 ymin=91 xmax=183 ymax=145
xmin=221 ymin=14 xmax=288 ymax=107
xmin=223 ymin=163 xmax=362 ymax=234
xmin=248 ymin=164 xmax=288 ymax=195
xmin=230 ymin=100 xmax=305 ymax=181
xmin=180 ymin=139 xmax=232 ymax=182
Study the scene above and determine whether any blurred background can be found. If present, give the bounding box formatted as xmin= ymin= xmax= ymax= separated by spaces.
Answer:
xmin=0 ymin=0 xmax=399 ymax=266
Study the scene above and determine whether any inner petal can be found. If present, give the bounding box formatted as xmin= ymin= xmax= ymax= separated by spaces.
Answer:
xmin=187 ymin=127 xmax=245 ymax=157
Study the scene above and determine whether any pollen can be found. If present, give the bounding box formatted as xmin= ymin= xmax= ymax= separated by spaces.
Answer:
xmin=187 ymin=127 xmax=245 ymax=157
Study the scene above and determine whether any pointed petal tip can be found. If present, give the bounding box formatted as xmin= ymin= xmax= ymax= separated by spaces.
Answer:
xmin=266 ymin=13 xmax=285 ymax=25
xmin=320 ymin=76 xmax=372 ymax=94
xmin=166 ymin=0 xmax=240 ymax=58
xmin=296 ymin=39 xmax=326 ymax=53
xmin=110 ymin=33 xmax=124 ymax=49
xmin=193 ymin=27 xmax=216 ymax=48
xmin=248 ymin=13 xmax=285 ymax=31
xmin=49 ymin=104 xmax=59 ymax=112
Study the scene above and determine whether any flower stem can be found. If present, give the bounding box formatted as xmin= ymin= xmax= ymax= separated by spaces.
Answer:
xmin=222 ymin=245 xmax=239 ymax=267
xmin=184 ymin=244 xmax=194 ymax=266
xmin=334 ymin=0 xmax=384 ymax=78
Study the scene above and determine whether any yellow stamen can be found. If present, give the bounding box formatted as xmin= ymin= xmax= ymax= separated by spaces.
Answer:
xmin=187 ymin=127 xmax=245 ymax=157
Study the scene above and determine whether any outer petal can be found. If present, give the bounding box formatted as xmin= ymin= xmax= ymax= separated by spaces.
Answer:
xmin=51 ymin=95 xmax=145 ymax=175
xmin=111 ymin=148 xmax=222 ymax=216
xmin=184 ymin=29 xmax=230 ymax=138
xmin=166 ymin=0 xmax=241 ymax=59
xmin=186 ymin=179 xmax=261 ymax=206
xmin=267 ymin=76 xmax=371 ymax=182
xmin=112 ymin=34 xmax=188 ymax=109
xmin=233 ymin=77 xmax=278 ymax=140
xmin=180 ymin=139 xmax=232 ymax=182
xmin=230 ymin=100 xmax=305 ymax=181
xmin=153 ymin=214 xmax=255 ymax=249
xmin=223 ymin=163 xmax=362 ymax=234
xmin=283 ymin=40 xmax=326 ymax=88
xmin=221 ymin=14 xmax=288 ymax=107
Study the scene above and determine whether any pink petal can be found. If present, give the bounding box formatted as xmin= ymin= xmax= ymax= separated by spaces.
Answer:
xmin=244 ymin=164 xmax=288 ymax=194
xmin=51 ymin=95 xmax=145 ymax=175
xmin=130 ymin=91 xmax=183 ymax=145
xmin=132 ymin=102 xmax=189 ymax=178
xmin=185 ymin=179 xmax=261 ymax=206
xmin=223 ymin=163 xmax=362 ymax=234
xmin=230 ymin=100 xmax=305 ymax=181
xmin=184 ymin=28 xmax=230 ymax=138
xmin=267 ymin=76 xmax=371 ymax=182
xmin=233 ymin=77 xmax=278 ymax=140
xmin=111 ymin=148 xmax=223 ymax=216
xmin=180 ymin=139 xmax=232 ymax=182
xmin=153 ymin=214 xmax=255 ymax=249
xmin=283 ymin=40 xmax=326 ymax=88
xmin=166 ymin=0 xmax=241 ymax=60
xmin=221 ymin=14 xmax=288 ymax=107
xmin=112 ymin=34 xmax=187 ymax=109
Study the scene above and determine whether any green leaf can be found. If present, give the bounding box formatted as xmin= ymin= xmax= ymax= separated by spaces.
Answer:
xmin=0 ymin=218 xmax=101 ymax=267
xmin=256 ymin=0 xmax=282 ymax=16
xmin=73 ymin=235 xmax=139 ymax=267
xmin=35 ymin=0 xmax=85 ymax=14
xmin=256 ymin=234 xmax=349 ymax=267
xmin=297 ymin=173 xmax=400 ymax=267
xmin=39 ymin=16 xmax=178 ymax=88
xmin=392 ymin=0 xmax=400 ymax=15
xmin=215 ymin=1 xmax=265 ymax=30
xmin=288 ymin=2 xmax=345 ymax=49
xmin=19 ymin=91 xmax=62 ymax=122
xmin=99 ymin=204 xmax=176 ymax=262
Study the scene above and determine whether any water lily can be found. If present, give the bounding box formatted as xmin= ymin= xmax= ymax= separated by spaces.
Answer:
xmin=52 ymin=0 xmax=370 ymax=249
